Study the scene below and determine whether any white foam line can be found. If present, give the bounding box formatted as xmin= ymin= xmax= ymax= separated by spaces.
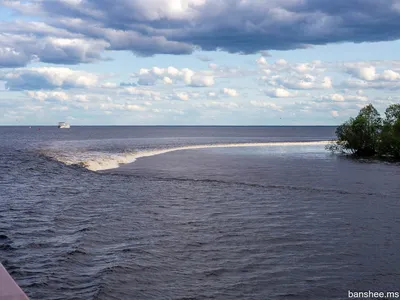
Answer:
xmin=80 ymin=141 xmax=331 ymax=171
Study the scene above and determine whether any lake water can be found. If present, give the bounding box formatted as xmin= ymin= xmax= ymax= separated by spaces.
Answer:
xmin=1 ymin=126 xmax=399 ymax=299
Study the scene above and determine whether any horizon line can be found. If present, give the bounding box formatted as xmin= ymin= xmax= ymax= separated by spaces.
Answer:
xmin=0 ymin=124 xmax=339 ymax=127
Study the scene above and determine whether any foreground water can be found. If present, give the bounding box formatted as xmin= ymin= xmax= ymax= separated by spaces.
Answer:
xmin=1 ymin=126 xmax=399 ymax=300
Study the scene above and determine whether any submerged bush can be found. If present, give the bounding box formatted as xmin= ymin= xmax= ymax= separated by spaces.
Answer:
xmin=326 ymin=103 xmax=400 ymax=159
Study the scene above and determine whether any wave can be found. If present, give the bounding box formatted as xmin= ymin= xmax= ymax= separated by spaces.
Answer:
xmin=42 ymin=141 xmax=330 ymax=172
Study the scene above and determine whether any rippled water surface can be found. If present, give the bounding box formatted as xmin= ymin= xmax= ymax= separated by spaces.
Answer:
xmin=1 ymin=126 xmax=399 ymax=300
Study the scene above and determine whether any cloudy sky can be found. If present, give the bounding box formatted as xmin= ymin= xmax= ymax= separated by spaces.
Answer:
xmin=1 ymin=0 xmax=400 ymax=125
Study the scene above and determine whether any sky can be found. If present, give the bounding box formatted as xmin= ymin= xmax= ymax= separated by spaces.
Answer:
xmin=0 ymin=0 xmax=400 ymax=125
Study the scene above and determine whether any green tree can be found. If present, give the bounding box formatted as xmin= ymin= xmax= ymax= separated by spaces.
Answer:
xmin=384 ymin=104 xmax=400 ymax=125
xmin=326 ymin=104 xmax=382 ymax=156
xmin=379 ymin=104 xmax=400 ymax=158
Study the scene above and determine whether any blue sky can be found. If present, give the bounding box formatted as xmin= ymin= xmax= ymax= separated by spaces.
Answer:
xmin=1 ymin=0 xmax=400 ymax=125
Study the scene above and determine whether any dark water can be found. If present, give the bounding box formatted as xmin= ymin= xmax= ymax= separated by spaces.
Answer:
xmin=1 ymin=126 xmax=399 ymax=300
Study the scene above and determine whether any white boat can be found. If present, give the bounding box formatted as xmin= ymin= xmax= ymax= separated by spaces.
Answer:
xmin=58 ymin=122 xmax=70 ymax=129
xmin=0 ymin=263 xmax=29 ymax=300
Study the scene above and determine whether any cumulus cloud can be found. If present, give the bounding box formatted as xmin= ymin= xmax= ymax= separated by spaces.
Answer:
xmin=320 ymin=93 xmax=368 ymax=102
xmin=25 ymin=90 xmax=114 ymax=111
xmin=294 ymin=62 xmax=321 ymax=73
xmin=250 ymin=100 xmax=283 ymax=111
xmin=265 ymin=88 xmax=294 ymax=98
xmin=203 ymin=101 xmax=239 ymax=109
xmin=120 ymin=82 xmax=137 ymax=87
xmin=331 ymin=110 xmax=339 ymax=117
xmin=100 ymin=103 xmax=146 ymax=112
xmin=346 ymin=66 xmax=377 ymax=81
xmin=264 ymin=74 xmax=332 ymax=90
xmin=134 ymin=66 xmax=215 ymax=87
xmin=27 ymin=91 xmax=70 ymax=102
xmin=100 ymin=82 xmax=118 ymax=88
xmin=276 ymin=59 xmax=288 ymax=66
xmin=258 ymin=60 xmax=331 ymax=92
xmin=190 ymin=75 xmax=214 ymax=87
xmin=258 ymin=59 xmax=326 ymax=75
xmin=326 ymin=93 xmax=345 ymax=102
xmin=1 ymin=67 xmax=98 ymax=90
xmin=163 ymin=76 xmax=173 ymax=84
xmin=124 ymin=87 xmax=161 ymax=100
xmin=345 ymin=64 xmax=400 ymax=83
xmin=222 ymin=88 xmax=239 ymax=97
xmin=50 ymin=105 xmax=69 ymax=111
xmin=256 ymin=57 xmax=268 ymax=66
xmin=174 ymin=92 xmax=190 ymax=101
xmin=342 ymin=74 xmax=400 ymax=90
xmin=381 ymin=70 xmax=400 ymax=81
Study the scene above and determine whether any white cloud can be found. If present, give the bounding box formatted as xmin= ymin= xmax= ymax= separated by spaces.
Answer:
xmin=222 ymin=88 xmax=238 ymax=97
xmin=190 ymin=75 xmax=214 ymax=87
xmin=345 ymin=65 xmax=400 ymax=83
xmin=328 ymin=93 xmax=345 ymax=102
xmin=27 ymin=91 xmax=69 ymax=102
xmin=125 ymin=104 xmax=146 ymax=111
xmin=331 ymin=110 xmax=339 ymax=117
xmin=152 ymin=108 xmax=185 ymax=115
xmin=175 ymin=92 xmax=190 ymax=101
xmin=163 ymin=76 xmax=173 ymax=84
xmin=380 ymin=69 xmax=400 ymax=81
xmin=23 ymin=105 xmax=44 ymax=112
xmin=342 ymin=78 xmax=400 ymax=90
xmin=1 ymin=67 xmax=98 ymax=90
xmin=250 ymin=100 xmax=283 ymax=111
xmin=318 ymin=92 xmax=369 ymax=107
xmin=125 ymin=87 xmax=161 ymax=100
xmin=101 ymin=82 xmax=118 ymax=88
xmin=100 ymin=103 xmax=146 ymax=112
xmin=276 ymin=59 xmax=288 ymax=66
xmin=264 ymin=73 xmax=332 ymax=90
xmin=50 ymin=105 xmax=69 ymax=111
xmin=167 ymin=66 xmax=180 ymax=76
xmin=294 ymin=63 xmax=315 ymax=73
xmin=346 ymin=66 xmax=377 ymax=81
xmin=321 ymin=77 xmax=333 ymax=89
xmin=265 ymin=88 xmax=292 ymax=98
xmin=134 ymin=66 xmax=215 ymax=87
xmin=256 ymin=56 xmax=268 ymax=66
xmin=202 ymin=101 xmax=239 ymax=109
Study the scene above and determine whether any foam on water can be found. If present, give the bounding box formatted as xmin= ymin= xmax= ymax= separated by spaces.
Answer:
xmin=41 ymin=141 xmax=331 ymax=171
